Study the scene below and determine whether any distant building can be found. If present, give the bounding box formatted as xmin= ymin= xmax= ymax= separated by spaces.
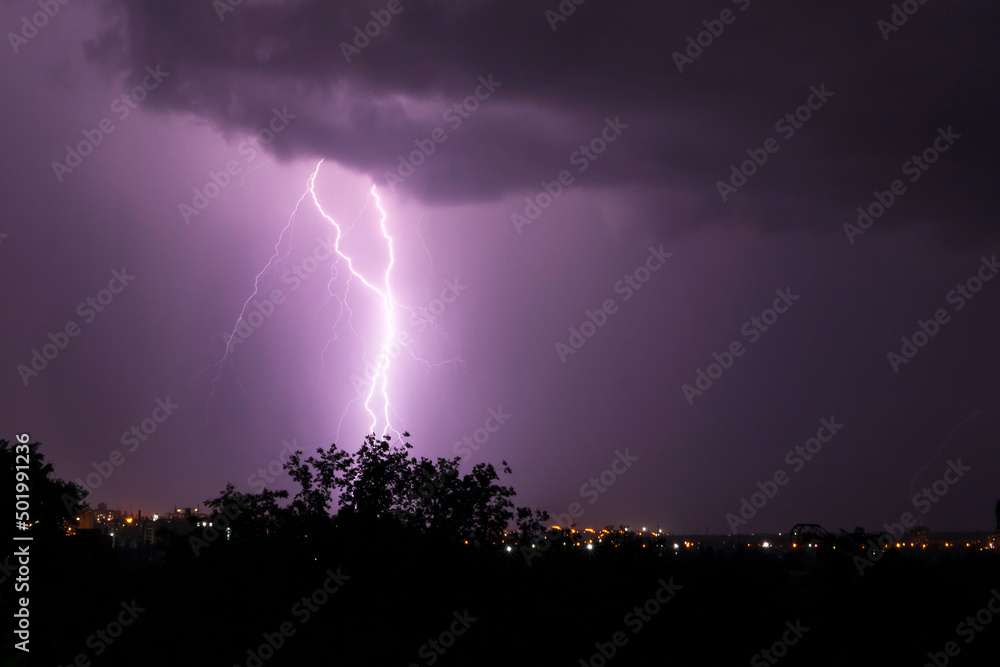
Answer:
xmin=78 ymin=507 xmax=96 ymax=530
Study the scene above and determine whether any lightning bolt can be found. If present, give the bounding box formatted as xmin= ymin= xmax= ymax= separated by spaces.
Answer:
xmin=205 ymin=158 xmax=472 ymax=442
xmin=201 ymin=180 xmax=312 ymax=423
xmin=305 ymin=160 xmax=401 ymax=438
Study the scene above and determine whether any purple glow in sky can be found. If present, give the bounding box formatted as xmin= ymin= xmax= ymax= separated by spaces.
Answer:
xmin=2 ymin=0 xmax=999 ymax=535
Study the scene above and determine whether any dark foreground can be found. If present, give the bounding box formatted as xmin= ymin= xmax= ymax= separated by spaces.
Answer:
xmin=5 ymin=526 xmax=1000 ymax=667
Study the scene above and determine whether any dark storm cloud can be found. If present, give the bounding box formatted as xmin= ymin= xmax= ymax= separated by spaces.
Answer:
xmin=85 ymin=0 xmax=998 ymax=239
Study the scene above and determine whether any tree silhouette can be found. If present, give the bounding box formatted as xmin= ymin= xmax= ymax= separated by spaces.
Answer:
xmin=335 ymin=432 xmax=413 ymax=522
xmin=202 ymin=482 xmax=289 ymax=542
xmin=202 ymin=432 xmax=546 ymax=548
xmin=1 ymin=438 xmax=84 ymax=542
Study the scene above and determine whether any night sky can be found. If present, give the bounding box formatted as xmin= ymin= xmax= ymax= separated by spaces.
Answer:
xmin=3 ymin=0 xmax=998 ymax=535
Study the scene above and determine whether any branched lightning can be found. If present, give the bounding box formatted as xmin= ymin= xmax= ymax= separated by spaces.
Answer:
xmin=202 ymin=181 xmax=312 ymax=422
xmin=205 ymin=158 xmax=471 ymax=441
xmin=306 ymin=161 xmax=401 ymax=438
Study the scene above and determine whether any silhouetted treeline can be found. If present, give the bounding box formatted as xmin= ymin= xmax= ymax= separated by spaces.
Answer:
xmin=3 ymin=438 xmax=1000 ymax=666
